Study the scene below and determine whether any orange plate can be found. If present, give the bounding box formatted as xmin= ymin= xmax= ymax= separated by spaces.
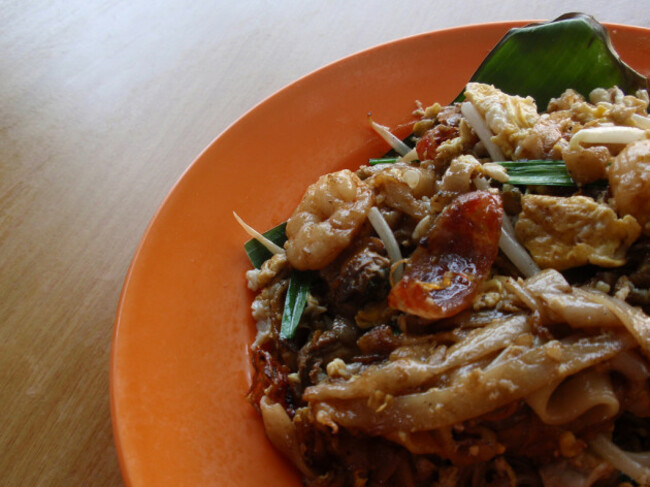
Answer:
xmin=110 ymin=21 xmax=650 ymax=487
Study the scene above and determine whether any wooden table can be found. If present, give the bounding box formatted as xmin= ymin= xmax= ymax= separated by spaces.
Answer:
xmin=1 ymin=1 xmax=646 ymax=485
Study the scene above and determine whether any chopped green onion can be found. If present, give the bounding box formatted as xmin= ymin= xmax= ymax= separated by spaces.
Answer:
xmin=243 ymin=222 xmax=315 ymax=339
xmin=369 ymin=157 xmax=398 ymax=165
xmin=244 ymin=222 xmax=287 ymax=269
xmin=281 ymin=270 xmax=315 ymax=339
xmin=495 ymin=160 xmax=576 ymax=187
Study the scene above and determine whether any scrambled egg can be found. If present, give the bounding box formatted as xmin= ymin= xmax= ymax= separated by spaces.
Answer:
xmin=464 ymin=82 xmax=539 ymax=159
xmin=515 ymin=195 xmax=641 ymax=270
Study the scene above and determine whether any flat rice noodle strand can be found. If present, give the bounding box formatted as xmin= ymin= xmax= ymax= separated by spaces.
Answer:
xmin=310 ymin=332 xmax=634 ymax=435
xmin=525 ymin=270 xmax=650 ymax=356
xmin=304 ymin=314 xmax=530 ymax=401
xmin=525 ymin=369 xmax=619 ymax=425
xmin=259 ymin=397 xmax=314 ymax=478
xmin=590 ymin=434 xmax=650 ymax=485
xmin=582 ymin=289 xmax=650 ymax=358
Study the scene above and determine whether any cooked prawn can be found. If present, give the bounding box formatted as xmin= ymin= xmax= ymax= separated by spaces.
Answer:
xmin=285 ymin=169 xmax=374 ymax=270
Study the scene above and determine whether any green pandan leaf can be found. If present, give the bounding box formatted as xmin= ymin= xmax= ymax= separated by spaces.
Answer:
xmin=456 ymin=13 xmax=648 ymax=108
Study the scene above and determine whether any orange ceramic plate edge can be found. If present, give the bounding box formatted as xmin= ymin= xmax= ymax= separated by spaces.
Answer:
xmin=110 ymin=20 xmax=650 ymax=487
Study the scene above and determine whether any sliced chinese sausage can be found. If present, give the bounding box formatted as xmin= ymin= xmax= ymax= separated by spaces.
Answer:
xmin=388 ymin=190 xmax=503 ymax=320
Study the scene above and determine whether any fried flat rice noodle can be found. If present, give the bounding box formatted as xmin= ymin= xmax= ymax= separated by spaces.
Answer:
xmin=309 ymin=331 xmax=634 ymax=435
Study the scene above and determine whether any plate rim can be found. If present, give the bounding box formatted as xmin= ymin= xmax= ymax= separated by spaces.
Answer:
xmin=109 ymin=18 xmax=650 ymax=486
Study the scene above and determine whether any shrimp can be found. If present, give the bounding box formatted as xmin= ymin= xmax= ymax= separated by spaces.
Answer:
xmin=388 ymin=191 xmax=503 ymax=320
xmin=610 ymin=139 xmax=650 ymax=235
xmin=285 ymin=169 xmax=374 ymax=270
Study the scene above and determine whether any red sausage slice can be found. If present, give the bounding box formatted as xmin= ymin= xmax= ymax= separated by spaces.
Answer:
xmin=388 ymin=190 xmax=503 ymax=320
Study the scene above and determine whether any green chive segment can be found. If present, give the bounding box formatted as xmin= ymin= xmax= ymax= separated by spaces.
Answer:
xmin=243 ymin=222 xmax=314 ymax=340
xmin=244 ymin=222 xmax=287 ymax=269
xmin=281 ymin=270 xmax=315 ymax=339
xmin=369 ymin=157 xmax=398 ymax=165
xmin=495 ymin=160 xmax=576 ymax=187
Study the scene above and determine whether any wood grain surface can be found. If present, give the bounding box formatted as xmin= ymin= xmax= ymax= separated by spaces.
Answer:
xmin=1 ymin=1 xmax=647 ymax=485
